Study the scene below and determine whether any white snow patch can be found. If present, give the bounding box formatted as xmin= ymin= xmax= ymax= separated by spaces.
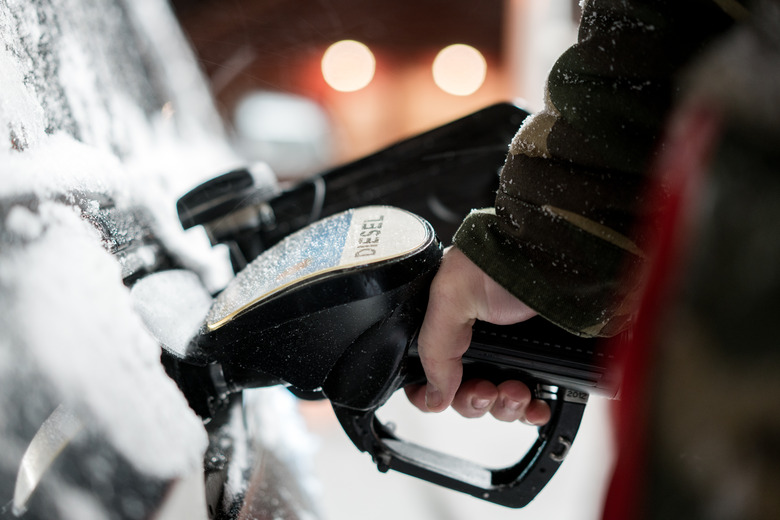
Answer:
xmin=5 ymin=204 xmax=44 ymax=240
xmin=130 ymin=270 xmax=213 ymax=356
xmin=0 ymin=35 xmax=46 ymax=149
xmin=0 ymin=202 xmax=208 ymax=478
xmin=0 ymin=133 xmax=124 ymax=198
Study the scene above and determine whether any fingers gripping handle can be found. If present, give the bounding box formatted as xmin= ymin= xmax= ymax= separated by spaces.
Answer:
xmin=330 ymin=317 xmax=602 ymax=508
xmin=462 ymin=318 xmax=620 ymax=399
xmin=333 ymin=384 xmax=587 ymax=508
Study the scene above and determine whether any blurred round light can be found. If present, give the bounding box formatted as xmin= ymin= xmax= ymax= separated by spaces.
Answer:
xmin=432 ymin=44 xmax=486 ymax=96
xmin=321 ymin=40 xmax=376 ymax=92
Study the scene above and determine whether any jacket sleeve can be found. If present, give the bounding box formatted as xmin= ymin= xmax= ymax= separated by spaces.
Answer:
xmin=454 ymin=0 xmax=735 ymax=337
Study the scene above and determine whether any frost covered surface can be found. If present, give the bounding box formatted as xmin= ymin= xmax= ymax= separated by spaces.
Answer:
xmin=130 ymin=270 xmax=214 ymax=357
xmin=0 ymin=0 xmax=280 ymax=515
xmin=0 ymin=202 xmax=207 ymax=477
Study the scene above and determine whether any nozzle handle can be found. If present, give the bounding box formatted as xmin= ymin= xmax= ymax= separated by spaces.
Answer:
xmin=333 ymin=380 xmax=586 ymax=508
xmin=332 ymin=315 xmax=621 ymax=508
xmin=460 ymin=318 xmax=621 ymax=399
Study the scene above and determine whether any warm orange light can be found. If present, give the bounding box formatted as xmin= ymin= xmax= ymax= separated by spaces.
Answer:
xmin=432 ymin=44 xmax=487 ymax=96
xmin=321 ymin=40 xmax=376 ymax=92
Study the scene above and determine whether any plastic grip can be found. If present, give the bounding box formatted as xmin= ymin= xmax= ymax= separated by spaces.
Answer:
xmin=333 ymin=382 xmax=586 ymax=508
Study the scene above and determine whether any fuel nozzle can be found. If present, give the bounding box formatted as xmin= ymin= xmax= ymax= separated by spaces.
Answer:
xmin=177 ymin=165 xmax=279 ymax=271
xmin=188 ymin=206 xmax=441 ymax=403
xmin=161 ymin=205 xmax=617 ymax=508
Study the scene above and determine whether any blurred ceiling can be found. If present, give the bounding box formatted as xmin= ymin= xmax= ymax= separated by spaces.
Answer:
xmin=170 ymin=0 xmax=503 ymax=60
xmin=170 ymin=0 xmax=504 ymax=108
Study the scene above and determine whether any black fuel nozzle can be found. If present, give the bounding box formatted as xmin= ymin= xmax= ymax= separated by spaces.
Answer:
xmin=177 ymin=205 xmax=622 ymax=508
xmin=177 ymin=166 xmax=278 ymax=272
xmin=177 ymin=103 xmax=530 ymax=273
xmin=187 ymin=206 xmax=441 ymax=400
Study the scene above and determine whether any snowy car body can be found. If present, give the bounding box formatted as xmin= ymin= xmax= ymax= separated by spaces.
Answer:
xmin=0 ymin=1 xmax=318 ymax=518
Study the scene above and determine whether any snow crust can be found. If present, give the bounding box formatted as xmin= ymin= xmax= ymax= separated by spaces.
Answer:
xmin=0 ymin=0 xmax=255 ymax=494
xmin=0 ymin=0 xmax=325 ymax=517
xmin=0 ymin=199 xmax=209 ymax=477
xmin=130 ymin=270 xmax=213 ymax=357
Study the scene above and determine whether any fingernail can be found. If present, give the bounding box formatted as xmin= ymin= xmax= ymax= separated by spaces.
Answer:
xmin=472 ymin=398 xmax=491 ymax=410
xmin=426 ymin=386 xmax=443 ymax=409
xmin=503 ymin=398 xmax=521 ymax=411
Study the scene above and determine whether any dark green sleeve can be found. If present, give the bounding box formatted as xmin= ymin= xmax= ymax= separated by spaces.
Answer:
xmin=455 ymin=0 xmax=735 ymax=337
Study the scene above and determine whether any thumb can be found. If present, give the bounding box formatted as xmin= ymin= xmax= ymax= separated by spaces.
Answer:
xmin=414 ymin=246 xmax=537 ymax=412
xmin=417 ymin=319 xmax=471 ymax=412
xmin=416 ymin=251 xmax=477 ymax=411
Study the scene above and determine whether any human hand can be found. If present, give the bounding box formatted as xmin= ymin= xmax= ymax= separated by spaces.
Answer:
xmin=404 ymin=247 xmax=551 ymax=424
